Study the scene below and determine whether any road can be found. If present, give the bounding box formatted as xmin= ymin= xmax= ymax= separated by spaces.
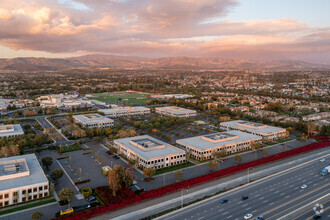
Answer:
xmin=36 ymin=116 xmax=74 ymax=146
xmin=158 ymin=155 xmax=329 ymax=220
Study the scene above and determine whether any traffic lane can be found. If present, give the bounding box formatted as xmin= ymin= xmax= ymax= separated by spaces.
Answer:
xmin=161 ymin=157 xmax=329 ymax=220
xmin=296 ymin=200 xmax=330 ymax=220
xmin=200 ymin=169 xmax=329 ymax=220
xmin=36 ymin=117 xmax=54 ymax=129
xmin=163 ymin=160 xmax=329 ymax=220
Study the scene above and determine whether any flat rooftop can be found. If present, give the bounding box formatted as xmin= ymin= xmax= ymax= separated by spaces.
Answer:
xmin=99 ymin=106 xmax=149 ymax=114
xmin=221 ymin=120 xmax=285 ymax=134
xmin=0 ymin=154 xmax=48 ymax=192
xmin=177 ymin=130 xmax=261 ymax=151
xmin=73 ymin=114 xmax=113 ymax=124
xmin=115 ymin=135 xmax=184 ymax=159
xmin=0 ymin=124 xmax=24 ymax=137
xmin=156 ymin=106 xmax=196 ymax=114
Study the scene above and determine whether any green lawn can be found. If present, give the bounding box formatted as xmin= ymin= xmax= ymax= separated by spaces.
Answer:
xmin=0 ymin=198 xmax=56 ymax=216
xmin=88 ymin=92 xmax=149 ymax=104
xmin=155 ymin=162 xmax=195 ymax=175
xmin=266 ymin=138 xmax=293 ymax=146
xmin=57 ymin=144 xmax=82 ymax=153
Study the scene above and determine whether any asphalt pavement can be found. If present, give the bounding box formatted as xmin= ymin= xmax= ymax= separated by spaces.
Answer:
xmin=158 ymin=155 xmax=329 ymax=220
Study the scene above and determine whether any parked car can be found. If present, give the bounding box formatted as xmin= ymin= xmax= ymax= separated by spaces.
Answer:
xmin=87 ymin=196 xmax=96 ymax=202
xmin=256 ymin=216 xmax=265 ymax=220
xmin=244 ymin=213 xmax=253 ymax=219
xmin=113 ymin=155 xmax=120 ymax=159
xmin=320 ymin=159 xmax=325 ymax=162
xmin=241 ymin=195 xmax=249 ymax=200
xmin=313 ymin=215 xmax=321 ymax=219
xmin=220 ymin=198 xmax=228 ymax=204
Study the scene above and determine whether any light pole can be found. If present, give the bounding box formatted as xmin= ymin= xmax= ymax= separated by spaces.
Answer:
xmin=181 ymin=188 xmax=189 ymax=208
xmin=247 ymin=167 xmax=255 ymax=183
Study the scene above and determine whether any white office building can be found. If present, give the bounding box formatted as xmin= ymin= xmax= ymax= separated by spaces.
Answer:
xmin=155 ymin=106 xmax=197 ymax=118
xmin=114 ymin=135 xmax=186 ymax=169
xmin=99 ymin=106 xmax=150 ymax=118
xmin=0 ymin=154 xmax=49 ymax=207
xmin=0 ymin=124 xmax=24 ymax=138
xmin=177 ymin=130 xmax=262 ymax=160
xmin=73 ymin=114 xmax=114 ymax=128
xmin=219 ymin=120 xmax=287 ymax=142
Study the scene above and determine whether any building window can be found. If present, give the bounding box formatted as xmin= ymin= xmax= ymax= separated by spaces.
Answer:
xmin=28 ymin=189 xmax=32 ymax=193
xmin=0 ymin=202 xmax=2 ymax=207
xmin=44 ymin=192 xmax=48 ymax=197
xmin=39 ymin=193 xmax=43 ymax=198
xmin=13 ymin=199 xmax=18 ymax=204
xmin=44 ymin=185 xmax=48 ymax=190
xmin=0 ymin=195 xmax=2 ymax=200
xmin=33 ymin=195 xmax=38 ymax=199
xmin=22 ymin=190 xmax=26 ymax=195
xmin=4 ymin=194 xmax=9 ymax=199
xmin=39 ymin=186 xmax=43 ymax=191
xmin=4 ymin=201 xmax=9 ymax=206
xmin=33 ymin=187 xmax=37 ymax=192
xmin=28 ymin=196 xmax=32 ymax=200
xmin=22 ymin=198 xmax=26 ymax=202
xmin=13 ymin=192 xmax=18 ymax=196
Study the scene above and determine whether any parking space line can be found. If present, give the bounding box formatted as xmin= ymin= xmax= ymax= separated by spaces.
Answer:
xmin=56 ymin=160 xmax=80 ymax=192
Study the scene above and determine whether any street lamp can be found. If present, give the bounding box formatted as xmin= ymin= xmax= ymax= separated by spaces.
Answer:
xmin=181 ymin=188 xmax=189 ymax=208
xmin=247 ymin=167 xmax=255 ymax=183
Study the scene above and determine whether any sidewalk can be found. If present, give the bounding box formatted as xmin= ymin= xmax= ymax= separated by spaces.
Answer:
xmin=92 ymin=146 xmax=330 ymax=220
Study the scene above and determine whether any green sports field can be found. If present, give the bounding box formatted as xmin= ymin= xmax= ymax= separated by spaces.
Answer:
xmin=89 ymin=92 xmax=149 ymax=104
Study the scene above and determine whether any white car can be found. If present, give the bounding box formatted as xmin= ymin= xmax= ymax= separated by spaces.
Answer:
xmin=301 ymin=184 xmax=307 ymax=189
xmin=244 ymin=213 xmax=253 ymax=219
xmin=320 ymin=159 xmax=325 ymax=162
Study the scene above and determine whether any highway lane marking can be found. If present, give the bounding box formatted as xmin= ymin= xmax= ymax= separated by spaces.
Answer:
xmin=258 ymin=183 xmax=330 ymax=219
xmin=252 ymin=210 xmax=257 ymax=213
xmin=262 ymin=200 xmax=268 ymax=203
xmin=242 ymin=204 xmax=248 ymax=207
xmin=223 ymin=211 xmax=228 ymax=215
xmin=294 ymin=200 xmax=330 ymax=220
xmin=259 ymin=197 xmax=264 ymax=200
xmin=246 ymin=207 xmax=251 ymax=210
xmin=269 ymin=202 xmax=274 ymax=205
xmin=280 ymin=193 xmax=285 ymax=196
xmin=226 ymin=215 xmax=233 ymax=219
xmin=156 ymin=153 xmax=330 ymax=220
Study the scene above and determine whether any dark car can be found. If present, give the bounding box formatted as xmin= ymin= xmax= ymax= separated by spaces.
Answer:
xmin=87 ymin=196 xmax=96 ymax=202
xmin=113 ymin=155 xmax=120 ymax=159
xmin=106 ymin=151 xmax=112 ymax=155
xmin=313 ymin=215 xmax=321 ymax=219
xmin=220 ymin=198 xmax=228 ymax=204
xmin=256 ymin=216 xmax=265 ymax=220
xmin=241 ymin=196 xmax=249 ymax=200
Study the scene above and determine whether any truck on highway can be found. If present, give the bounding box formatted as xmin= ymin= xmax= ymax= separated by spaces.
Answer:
xmin=320 ymin=165 xmax=330 ymax=176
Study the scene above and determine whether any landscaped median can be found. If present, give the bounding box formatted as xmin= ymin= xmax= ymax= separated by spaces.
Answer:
xmin=63 ymin=138 xmax=329 ymax=220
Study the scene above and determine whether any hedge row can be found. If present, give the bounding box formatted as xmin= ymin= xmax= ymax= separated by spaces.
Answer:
xmin=63 ymin=139 xmax=329 ymax=219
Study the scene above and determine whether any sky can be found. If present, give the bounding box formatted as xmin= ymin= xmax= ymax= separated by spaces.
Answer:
xmin=0 ymin=0 xmax=329 ymax=63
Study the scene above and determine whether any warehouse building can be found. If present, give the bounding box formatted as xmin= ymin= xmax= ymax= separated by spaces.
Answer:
xmin=73 ymin=114 xmax=114 ymax=128
xmin=99 ymin=106 xmax=150 ymax=118
xmin=219 ymin=120 xmax=287 ymax=142
xmin=177 ymin=130 xmax=262 ymax=160
xmin=155 ymin=106 xmax=197 ymax=118
xmin=114 ymin=135 xmax=186 ymax=169
xmin=0 ymin=124 xmax=24 ymax=138
xmin=0 ymin=154 xmax=49 ymax=207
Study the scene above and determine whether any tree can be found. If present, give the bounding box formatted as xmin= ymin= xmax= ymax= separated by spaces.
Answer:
xmin=234 ymin=155 xmax=242 ymax=164
xmin=173 ymin=171 xmax=184 ymax=181
xmin=31 ymin=211 xmax=43 ymax=220
xmin=307 ymin=121 xmax=316 ymax=136
xmin=59 ymin=188 xmax=73 ymax=207
xmin=262 ymin=149 xmax=269 ymax=157
xmin=41 ymin=156 xmax=53 ymax=170
xmin=143 ymin=167 xmax=156 ymax=180
xmin=108 ymin=165 xmax=135 ymax=196
xmin=51 ymin=169 xmax=64 ymax=183
xmin=207 ymin=160 xmax=218 ymax=171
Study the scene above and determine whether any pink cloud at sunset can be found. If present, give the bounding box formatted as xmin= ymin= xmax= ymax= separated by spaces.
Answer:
xmin=0 ymin=0 xmax=329 ymax=63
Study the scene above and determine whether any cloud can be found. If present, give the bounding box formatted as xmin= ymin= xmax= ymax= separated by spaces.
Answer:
xmin=0 ymin=0 xmax=329 ymax=63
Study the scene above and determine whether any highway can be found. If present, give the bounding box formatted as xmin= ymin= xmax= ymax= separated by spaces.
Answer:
xmin=158 ymin=155 xmax=329 ymax=220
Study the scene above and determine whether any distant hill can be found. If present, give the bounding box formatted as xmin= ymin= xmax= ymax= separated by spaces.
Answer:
xmin=0 ymin=54 xmax=329 ymax=71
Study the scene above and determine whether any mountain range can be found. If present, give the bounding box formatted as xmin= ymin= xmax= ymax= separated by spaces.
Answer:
xmin=0 ymin=54 xmax=329 ymax=71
